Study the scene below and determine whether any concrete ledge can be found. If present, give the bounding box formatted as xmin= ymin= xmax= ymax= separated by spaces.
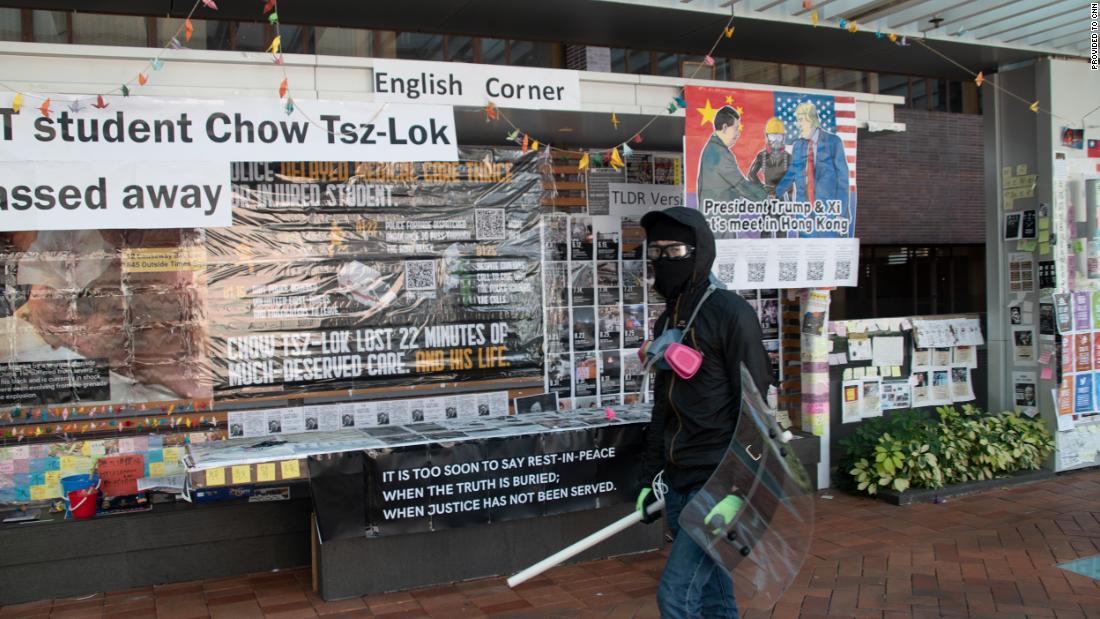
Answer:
xmin=878 ymin=468 xmax=1055 ymax=506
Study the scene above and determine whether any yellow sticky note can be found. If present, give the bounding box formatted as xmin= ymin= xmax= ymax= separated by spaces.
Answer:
xmin=256 ymin=463 xmax=276 ymax=483
xmin=149 ymin=462 xmax=165 ymax=477
xmin=205 ymin=467 xmax=225 ymax=487
xmin=1039 ymin=218 xmax=1050 ymax=230
xmin=866 ymin=367 xmax=878 ymax=377
xmin=1040 ymin=243 xmax=1051 ymax=256
xmin=892 ymin=366 xmax=902 ymax=377
xmin=1018 ymin=240 xmax=1037 ymax=252
xmin=231 ymin=465 xmax=252 ymax=485
xmin=1002 ymin=166 xmax=1012 ymax=179
xmin=1039 ymin=230 xmax=1050 ymax=243
xmin=30 ymin=485 xmax=47 ymax=501
xmin=280 ymin=460 xmax=300 ymax=479
xmin=60 ymin=456 xmax=78 ymax=472
xmin=162 ymin=447 xmax=181 ymax=463
xmin=1016 ymin=164 xmax=1027 ymax=175
xmin=45 ymin=471 xmax=61 ymax=486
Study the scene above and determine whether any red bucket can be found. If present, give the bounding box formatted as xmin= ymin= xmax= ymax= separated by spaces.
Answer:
xmin=67 ymin=487 xmax=97 ymax=520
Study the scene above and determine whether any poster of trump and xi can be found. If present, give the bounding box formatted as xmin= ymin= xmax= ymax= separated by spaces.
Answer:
xmin=684 ymin=86 xmax=860 ymax=289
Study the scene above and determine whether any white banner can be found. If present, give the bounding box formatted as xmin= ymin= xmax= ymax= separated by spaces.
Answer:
xmin=608 ymin=183 xmax=684 ymax=218
xmin=711 ymin=237 xmax=859 ymax=289
xmin=372 ymin=58 xmax=580 ymax=110
xmin=0 ymin=96 xmax=457 ymax=162
xmin=0 ymin=161 xmax=230 ymax=231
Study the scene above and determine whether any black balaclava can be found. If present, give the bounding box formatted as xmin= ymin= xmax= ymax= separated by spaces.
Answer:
xmin=646 ymin=217 xmax=697 ymax=299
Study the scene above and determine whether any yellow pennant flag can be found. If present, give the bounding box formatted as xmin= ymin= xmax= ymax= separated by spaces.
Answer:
xmin=531 ymin=140 xmax=540 ymax=152
xmin=1029 ymin=100 xmax=1039 ymax=113
xmin=578 ymin=152 xmax=590 ymax=171
xmin=724 ymin=27 xmax=734 ymax=38
xmin=11 ymin=93 xmax=22 ymax=113
xmin=267 ymin=35 xmax=281 ymax=55
xmin=811 ymin=11 xmax=818 ymax=26
xmin=610 ymin=147 xmax=624 ymax=170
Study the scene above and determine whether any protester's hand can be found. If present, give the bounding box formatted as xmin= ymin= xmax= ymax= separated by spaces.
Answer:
xmin=635 ymin=487 xmax=661 ymax=524
xmin=704 ymin=495 xmax=744 ymax=535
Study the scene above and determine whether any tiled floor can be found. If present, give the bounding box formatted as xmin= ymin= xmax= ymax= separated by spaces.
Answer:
xmin=4 ymin=468 xmax=1100 ymax=618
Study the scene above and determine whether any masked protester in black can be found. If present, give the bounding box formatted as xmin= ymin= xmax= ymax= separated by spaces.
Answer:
xmin=635 ymin=207 xmax=773 ymax=619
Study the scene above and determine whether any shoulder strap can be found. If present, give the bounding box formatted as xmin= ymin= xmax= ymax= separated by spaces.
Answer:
xmin=683 ymin=285 xmax=716 ymax=332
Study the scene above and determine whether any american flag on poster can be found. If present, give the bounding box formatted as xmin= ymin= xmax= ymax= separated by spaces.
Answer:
xmin=682 ymin=85 xmax=860 ymax=289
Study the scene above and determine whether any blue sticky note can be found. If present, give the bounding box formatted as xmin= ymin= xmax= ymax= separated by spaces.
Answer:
xmin=14 ymin=487 xmax=29 ymax=502
xmin=13 ymin=473 xmax=29 ymax=487
xmin=144 ymin=463 xmax=151 ymax=476
xmin=44 ymin=456 xmax=60 ymax=471
xmin=28 ymin=459 xmax=48 ymax=474
xmin=29 ymin=472 xmax=45 ymax=486
xmin=0 ymin=489 xmax=15 ymax=503
xmin=147 ymin=435 xmax=164 ymax=448
xmin=145 ymin=450 xmax=164 ymax=464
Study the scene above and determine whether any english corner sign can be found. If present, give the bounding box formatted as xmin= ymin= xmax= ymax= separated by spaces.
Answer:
xmin=371 ymin=58 xmax=582 ymax=111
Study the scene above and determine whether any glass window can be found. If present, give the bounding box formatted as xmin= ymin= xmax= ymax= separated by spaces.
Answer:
xmin=0 ymin=8 xmax=20 ymax=42
xmin=730 ymin=60 xmax=779 ymax=85
xmin=233 ymin=22 xmax=268 ymax=52
xmin=446 ymin=35 xmax=475 ymax=63
xmin=278 ymin=24 xmax=310 ymax=54
xmin=315 ymin=26 xmax=371 ymax=57
xmin=628 ymin=49 xmax=651 ymax=75
xmin=610 ymin=48 xmax=627 ymax=73
xmin=73 ymin=13 xmax=146 ymax=46
xmin=481 ymin=37 xmax=506 ymax=64
xmin=373 ymin=30 xmax=396 ymax=58
xmin=804 ymin=66 xmax=825 ymax=89
xmin=655 ymin=53 xmax=679 ymax=77
xmin=930 ymin=79 xmax=947 ymax=111
xmin=910 ymin=77 xmax=928 ymax=110
xmin=877 ymin=73 xmax=907 ymax=98
xmin=824 ymin=68 xmax=864 ymax=92
xmin=511 ymin=40 xmax=554 ymax=67
xmin=711 ymin=57 xmax=729 ymax=81
xmin=395 ymin=32 xmax=443 ymax=61
xmin=156 ymin=17 xmax=208 ymax=49
xmin=780 ymin=64 xmax=801 ymax=87
xmin=33 ymin=10 xmax=67 ymax=43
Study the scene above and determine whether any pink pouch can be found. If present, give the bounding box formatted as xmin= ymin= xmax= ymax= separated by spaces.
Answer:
xmin=664 ymin=342 xmax=703 ymax=379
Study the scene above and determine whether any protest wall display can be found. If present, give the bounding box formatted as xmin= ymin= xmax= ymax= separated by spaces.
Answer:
xmin=683 ymin=86 xmax=859 ymax=289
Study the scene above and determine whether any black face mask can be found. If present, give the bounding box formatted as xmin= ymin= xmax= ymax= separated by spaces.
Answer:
xmin=653 ymin=258 xmax=696 ymax=299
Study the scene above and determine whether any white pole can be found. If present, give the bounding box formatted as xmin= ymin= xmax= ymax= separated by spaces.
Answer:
xmin=506 ymin=498 xmax=665 ymax=588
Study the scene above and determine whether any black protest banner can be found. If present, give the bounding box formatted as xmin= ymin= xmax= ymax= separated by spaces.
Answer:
xmin=365 ymin=423 xmax=643 ymax=535
xmin=208 ymin=149 xmax=548 ymax=400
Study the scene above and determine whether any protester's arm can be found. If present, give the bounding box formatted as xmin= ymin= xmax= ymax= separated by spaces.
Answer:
xmin=727 ymin=300 xmax=774 ymax=400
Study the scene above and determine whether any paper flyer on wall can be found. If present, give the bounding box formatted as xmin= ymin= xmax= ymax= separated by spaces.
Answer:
xmin=802 ymin=290 xmax=830 ymax=337
xmin=861 ymin=376 xmax=883 ymax=418
xmin=950 ymin=366 xmax=975 ymax=402
xmin=1074 ymin=373 xmax=1093 ymax=414
xmin=911 ymin=371 xmax=930 ymax=408
xmin=1012 ymin=327 xmax=1036 ymax=364
xmin=911 ymin=347 xmax=931 ymax=370
xmin=847 ymin=335 xmax=872 ymax=361
xmin=841 ymin=380 xmax=862 ymax=423
xmin=1008 ymin=253 xmax=1035 ymax=293
xmin=1054 ymin=293 xmax=1073 ymax=333
xmin=1004 ymin=212 xmax=1022 ymax=240
xmin=952 ymin=345 xmax=977 ymax=369
xmin=871 ymin=336 xmax=904 ymax=367
xmin=1014 ymin=371 xmax=1038 ymax=417
xmin=932 ymin=347 xmax=953 ymax=368
xmin=930 ymin=369 xmax=951 ymax=405
xmin=881 ymin=380 xmax=912 ymax=410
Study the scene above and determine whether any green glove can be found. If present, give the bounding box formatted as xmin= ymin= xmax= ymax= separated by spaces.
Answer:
xmin=636 ymin=487 xmax=661 ymax=524
xmin=704 ymin=495 xmax=744 ymax=536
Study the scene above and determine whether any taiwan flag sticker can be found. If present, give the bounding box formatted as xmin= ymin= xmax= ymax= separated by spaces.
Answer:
xmin=1088 ymin=139 xmax=1100 ymax=158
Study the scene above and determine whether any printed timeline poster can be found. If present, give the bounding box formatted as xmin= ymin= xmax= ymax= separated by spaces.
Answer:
xmin=683 ymin=85 xmax=859 ymax=289
xmin=208 ymin=149 xmax=548 ymax=400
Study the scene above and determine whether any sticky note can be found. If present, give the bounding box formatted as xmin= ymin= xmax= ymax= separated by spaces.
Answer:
xmin=30 ymin=485 xmax=47 ymax=501
xmin=45 ymin=471 xmax=61 ymax=486
xmin=256 ymin=463 xmax=276 ymax=483
xmin=1039 ymin=230 xmax=1050 ymax=243
xmin=149 ymin=462 xmax=165 ymax=477
xmin=1039 ymin=218 xmax=1050 ymax=230
xmin=1016 ymin=164 xmax=1028 ymax=175
xmin=162 ymin=447 xmax=181 ymax=463
xmin=1002 ymin=166 xmax=1012 ymax=179
xmin=843 ymin=368 xmax=853 ymax=381
xmin=1018 ymin=240 xmax=1037 ymax=251
xmin=231 ymin=465 xmax=251 ymax=485
xmin=1040 ymin=243 xmax=1051 ymax=256
xmin=205 ymin=467 xmax=225 ymax=486
xmin=1074 ymin=240 xmax=1085 ymax=253
xmin=892 ymin=366 xmax=902 ymax=377
xmin=280 ymin=460 xmax=300 ymax=479
xmin=1041 ymin=367 xmax=1054 ymax=380
xmin=145 ymin=449 xmax=163 ymax=463
xmin=854 ymin=367 xmax=866 ymax=378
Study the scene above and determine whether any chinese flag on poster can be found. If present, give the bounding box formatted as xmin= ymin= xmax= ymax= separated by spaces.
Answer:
xmin=1089 ymin=139 xmax=1100 ymax=158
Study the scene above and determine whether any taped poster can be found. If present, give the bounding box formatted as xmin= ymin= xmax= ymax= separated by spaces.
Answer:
xmin=801 ymin=290 xmax=829 ymax=337
xmin=911 ymin=371 xmax=930 ymax=408
xmin=861 ymin=376 xmax=882 ymax=418
xmin=683 ymin=86 xmax=859 ymax=289
xmin=881 ymin=380 xmax=911 ymax=410
xmin=841 ymin=380 xmax=861 ymax=423
xmin=1012 ymin=328 xmax=1036 ymax=364
xmin=950 ymin=366 xmax=975 ymax=402
xmin=930 ymin=369 xmax=950 ymax=405
xmin=1014 ymin=371 xmax=1038 ymax=417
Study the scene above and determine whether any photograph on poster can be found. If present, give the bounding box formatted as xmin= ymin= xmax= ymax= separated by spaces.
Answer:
xmin=515 ymin=393 xmax=558 ymax=415
xmin=882 ymin=380 xmax=912 ymax=410
xmin=1014 ymin=371 xmax=1038 ymax=417
xmin=950 ymin=366 xmax=975 ymax=402
xmin=911 ymin=371 xmax=930 ymax=408
xmin=1012 ymin=328 xmax=1035 ymax=363
xmin=842 ymin=381 xmax=862 ymax=423
xmin=862 ymin=376 xmax=883 ymax=418
xmin=931 ymin=370 xmax=950 ymax=404
xmin=912 ymin=347 xmax=930 ymax=369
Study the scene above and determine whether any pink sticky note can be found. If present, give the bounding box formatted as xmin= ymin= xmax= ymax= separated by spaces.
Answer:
xmin=1039 ymin=352 xmax=1053 ymax=364
xmin=1041 ymin=367 xmax=1054 ymax=380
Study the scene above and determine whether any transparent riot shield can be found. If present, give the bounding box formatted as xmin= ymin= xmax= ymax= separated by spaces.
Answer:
xmin=677 ymin=363 xmax=815 ymax=610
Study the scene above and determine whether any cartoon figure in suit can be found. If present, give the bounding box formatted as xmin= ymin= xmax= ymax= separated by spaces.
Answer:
xmin=748 ymin=117 xmax=792 ymax=200
xmin=697 ymin=106 xmax=767 ymax=205
xmin=775 ymin=102 xmax=850 ymax=238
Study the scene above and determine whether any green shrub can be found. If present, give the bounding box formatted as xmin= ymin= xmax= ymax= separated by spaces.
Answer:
xmin=839 ymin=404 xmax=1055 ymax=496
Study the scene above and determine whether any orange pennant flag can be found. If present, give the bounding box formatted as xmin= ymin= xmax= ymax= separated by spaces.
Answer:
xmin=138 ymin=73 xmax=148 ymax=86
xmin=521 ymin=134 xmax=529 ymax=153
xmin=278 ymin=78 xmax=288 ymax=98
xmin=39 ymin=98 xmax=51 ymax=118
xmin=974 ymin=71 xmax=984 ymax=87
xmin=724 ymin=26 xmax=734 ymax=38
xmin=811 ymin=11 xmax=819 ymax=26
xmin=185 ymin=19 xmax=194 ymax=42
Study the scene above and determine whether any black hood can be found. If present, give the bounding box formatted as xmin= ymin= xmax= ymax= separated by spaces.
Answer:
xmin=641 ymin=207 xmax=716 ymax=289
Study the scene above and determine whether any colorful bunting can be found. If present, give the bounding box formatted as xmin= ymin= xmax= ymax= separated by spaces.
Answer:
xmin=802 ymin=0 xmax=812 ymax=8
xmin=591 ymin=152 xmax=602 ymax=166
xmin=93 ymin=95 xmax=108 ymax=109
xmin=723 ymin=26 xmax=734 ymax=38
xmin=1029 ymin=101 xmax=1039 ymax=113
xmin=838 ymin=18 xmax=847 ymax=29
xmin=811 ymin=10 xmax=818 ymax=26
xmin=611 ymin=112 xmax=620 ymax=129
xmin=704 ymin=55 xmax=714 ymax=66
xmin=667 ymin=102 xmax=677 ymax=114
xmin=974 ymin=72 xmax=984 ymax=87
xmin=633 ymin=133 xmax=643 ymax=144
xmin=278 ymin=77 xmax=288 ymax=98
xmin=674 ymin=95 xmax=687 ymax=108
xmin=484 ymin=102 xmax=497 ymax=122
xmin=263 ymin=0 xmax=277 ymax=13
xmin=39 ymin=98 xmax=50 ymax=118
xmin=121 ymin=85 xmax=130 ymax=97
xmin=11 ymin=93 xmax=22 ymax=113
xmin=531 ymin=140 xmax=540 ymax=152
xmin=506 ymin=129 xmax=519 ymax=141
xmin=267 ymin=35 xmax=281 ymax=55
xmin=169 ymin=37 xmax=182 ymax=50
xmin=272 ymin=53 xmax=284 ymax=65
xmin=888 ymin=32 xmax=898 ymax=43
xmin=578 ymin=152 xmax=589 ymax=171
xmin=185 ymin=18 xmax=194 ymax=42
xmin=609 ymin=147 xmax=624 ymax=170
xmin=846 ymin=21 xmax=859 ymax=33
xmin=201 ymin=0 xmax=218 ymax=9
xmin=874 ymin=30 xmax=883 ymax=39
xmin=521 ymin=133 xmax=529 ymax=152
xmin=151 ymin=58 xmax=164 ymax=70
xmin=138 ymin=73 xmax=148 ymax=86
xmin=622 ymin=143 xmax=633 ymax=157
xmin=268 ymin=12 xmax=279 ymax=24
xmin=285 ymin=97 xmax=294 ymax=115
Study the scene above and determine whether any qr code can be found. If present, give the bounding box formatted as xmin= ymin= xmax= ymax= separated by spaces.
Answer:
xmin=835 ymin=261 xmax=851 ymax=280
xmin=807 ymin=261 xmax=824 ymax=281
xmin=747 ymin=262 xmax=766 ymax=283
xmin=718 ymin=263 xmax=737 ymax=284
xmin=779 ymin=261 xmax=798 ymax=282
xmin=475 ymin=208 xmax=506 ymax=240
xmin=405 ymin=260 xmax=437 ymax=291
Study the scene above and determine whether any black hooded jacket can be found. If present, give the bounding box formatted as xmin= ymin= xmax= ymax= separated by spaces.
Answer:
xmin=639 ymin=207 xmax=774 ymax=493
